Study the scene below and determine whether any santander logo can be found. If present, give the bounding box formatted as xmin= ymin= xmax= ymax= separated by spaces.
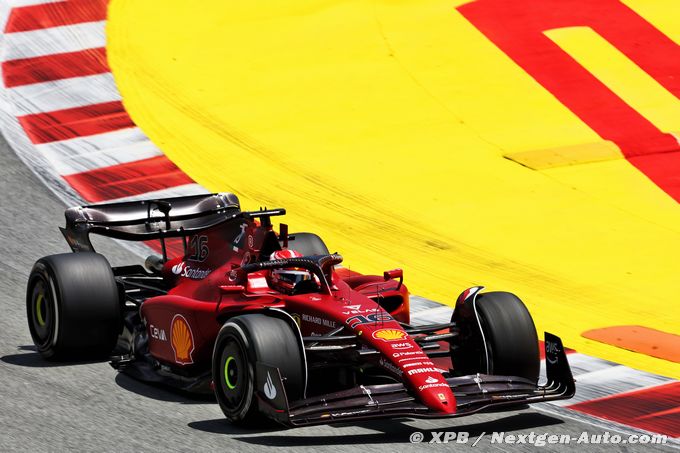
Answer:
xmin=171 ymin=261 xmax=212 ymax=280
xmin=172 ymin=262 xmax=185 ymax=275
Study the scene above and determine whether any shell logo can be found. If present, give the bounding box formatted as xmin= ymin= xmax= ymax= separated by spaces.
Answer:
xmin=291 ymin=313 xmax=301 ymax=328
xmin=171 ymin=314 xmax=195 ymax=365
xmin=372 ymin=328 xmax=407 ymax=342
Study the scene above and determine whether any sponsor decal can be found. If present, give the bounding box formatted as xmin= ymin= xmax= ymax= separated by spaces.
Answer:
xmin=403 ymin=361 xmax=434 ymax=368
xmin=263 ymin=371 xmax=277 ymax=399
xmin=346 ymin=312 xmax=394 ymax=328
xmin=302 ymin=313 xmax=336 ymax=328
xmin=233 ymin=223 xmax=247 ymax=247
xmin=372 ymin=328 xmax=407 ymax=342
xmin=248 ymin=276 xmax=269 ymax=289
xmin=391 ymin=341 xmax=413 ymax=350
xmin=341 ymin=305 xmax=378 ymax=315
xmin=407 ymin=367 xmax=443 ymax=376
xmin=425 ymin=376 xmax=439 ymax=384
xmin=545 ymin=340 xmax=561 ymax=365
xmin=418 ymin=382 xmax=450 ymax=391
xmin=170 ymin=314 xmax=195 ymax=365
xmin=291 ymin=313 xmax=301 ymax=328
xmin=322 ymin=409 xmax=371 ymax=418
xmin=378 ymin=357 xmax=403 ymax=377
xmin=172 ymin=261 xmax=212 ymax=280
xmin=149 ymin=324 xmax=167 ymax=341
xmin=437 ymin=393 xmax=447 ymax=401
xmin=393 ymin=350 xmax=427 ymax=359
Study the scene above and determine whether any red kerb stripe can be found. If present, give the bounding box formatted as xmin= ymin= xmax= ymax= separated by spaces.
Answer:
xmin=2 ymin=47 xmax=109 ymax=88
xmin=18 ymin=101 xmax=135 ymax=144
xmin=5 ymin=0 xmax=108 ymax=33
xmin=146 ymin=239 xmax=185 ymax=261
xmin=628 ymin=152 xmax=680 ymax=205
xmin=569 ymin=381 xmax=680 ymax=437
xmin=62 ymin=156 xmax=195 ymax=202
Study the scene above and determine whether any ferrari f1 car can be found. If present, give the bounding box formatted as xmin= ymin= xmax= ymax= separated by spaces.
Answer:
xmin=26 ymin=193 xmax=575 ymax=426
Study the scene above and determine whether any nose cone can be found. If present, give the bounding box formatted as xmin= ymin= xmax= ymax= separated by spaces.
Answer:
xmin=346 ymin=314 xmax=457 ymax=414
xmin=398 ymin=359 xmax=456 ymax=413
xmin=415 ymin=379 xmax=457 ymax=414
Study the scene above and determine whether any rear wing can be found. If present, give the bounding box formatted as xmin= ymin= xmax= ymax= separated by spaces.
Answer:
xmin=59 ymin=192 xmax=284 ymax=257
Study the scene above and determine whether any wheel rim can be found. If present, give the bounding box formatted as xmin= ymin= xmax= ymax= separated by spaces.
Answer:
xmin=218 ymin=336 xmax=249 ymax=412
xmin=224 ymin=356 xmax=237 ymax=390
xmin=29 ymin=276 xmax=55 ymax=347
xmin=36 ymin=293 xmax=46 ymax=327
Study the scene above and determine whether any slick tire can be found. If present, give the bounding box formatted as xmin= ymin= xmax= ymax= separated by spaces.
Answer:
xmin=213 ymin=314 xmax=305 ymax=427
xmin=26 ymin=252 xmax=122 ymax=360
xmin=286 ymin=232 xmax=329 ymax=256
xmin=451 ymin=291 xmax=539 ymax=383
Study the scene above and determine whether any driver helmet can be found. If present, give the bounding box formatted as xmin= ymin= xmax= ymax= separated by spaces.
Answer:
xmin=268 ymin=249 xmax=312 ymax=293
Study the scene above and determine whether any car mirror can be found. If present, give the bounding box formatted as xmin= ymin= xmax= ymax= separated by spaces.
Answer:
xmin=383 ymin=269 xmax=403 ymax=290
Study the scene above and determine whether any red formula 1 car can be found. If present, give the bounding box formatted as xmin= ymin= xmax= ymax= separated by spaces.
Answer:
xmin=26 ymin=193 xmax=575 ymax=426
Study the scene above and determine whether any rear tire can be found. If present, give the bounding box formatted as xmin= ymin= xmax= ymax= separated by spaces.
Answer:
xmin=212 ymin=314 xmax=304 ymax=426
xmin=26 ymin=253 xmax=121 ymax=360
xmin=451 ymin=291 xmax=539 ymax=383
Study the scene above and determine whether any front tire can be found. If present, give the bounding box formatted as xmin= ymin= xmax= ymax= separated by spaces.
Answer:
xmin=26 ymin=253 xmax=121 ymax=360
xmin=212 ymin=314 xmax=304 ymax=426
xmin=451 ymin=291 xmax=539 ymax=383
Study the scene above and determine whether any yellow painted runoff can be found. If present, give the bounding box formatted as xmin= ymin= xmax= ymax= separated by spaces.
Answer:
xmin=107 ymin=0 xmax=680 ymax=378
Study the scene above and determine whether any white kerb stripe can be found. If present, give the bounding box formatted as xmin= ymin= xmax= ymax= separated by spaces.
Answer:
xmin=108 ymin=184 xmax=210 ymax=203
xmin=7 ymin=73 xmax=120 ymax=115
xmin=36 ymin=128 xmax=164 ymax=175
xmin=6 ymin=0 xmax=61 ymax=6
xmin=2 ymin=21 xmax=106 ymax=61
xmin=409 ymin=305 xmax=454 ymax=326
xmin=548 ymin=364 xmax=673 ymax=407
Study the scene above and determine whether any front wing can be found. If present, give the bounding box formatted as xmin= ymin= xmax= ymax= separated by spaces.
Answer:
xmin=256 ymin=332 xmax=575 ymax=426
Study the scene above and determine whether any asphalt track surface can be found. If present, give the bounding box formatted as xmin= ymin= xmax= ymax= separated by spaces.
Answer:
xmin=0 ymin=134 xmax=674 ymax=452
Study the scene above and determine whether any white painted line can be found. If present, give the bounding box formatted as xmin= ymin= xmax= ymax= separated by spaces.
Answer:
xmin=7 ymin=72 xmax=119 ymax=115
xmin=2 ymin=21 xmax=106 ymax=61
xmin=36 ymin=128 xmax=163 ymax=175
